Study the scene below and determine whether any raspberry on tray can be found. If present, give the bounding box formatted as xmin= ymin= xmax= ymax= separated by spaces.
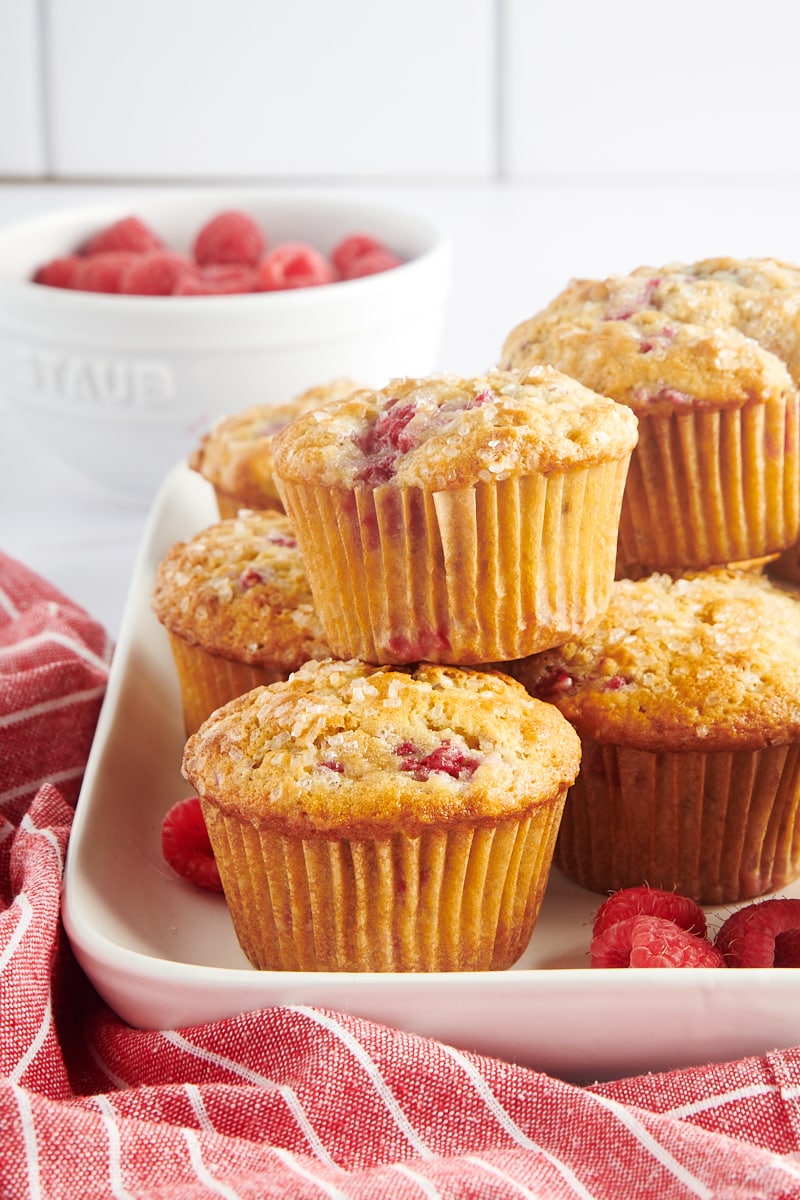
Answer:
xmin=161 ymin=796 xmax=223 ymax=892
xmin=591 ymin=914 xmax=725 ymax=968
xmin=715 ymin=898 xmax=800 ymax=967
xmin=592 ymin=885 xmax=708 ymax=939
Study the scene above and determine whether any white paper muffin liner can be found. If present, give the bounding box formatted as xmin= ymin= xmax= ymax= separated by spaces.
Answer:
xmin=201 ymin=796 xmax=568 ymax=972
xmin=555 ymin=737 xmax=800 ymax=905
xmin=617 ymin=398 xmax=800 ymax=574
xmin=278 ymin=459 xmax=631 ymax=664
xmin=167 ymin=634 xmax=291 ymax=736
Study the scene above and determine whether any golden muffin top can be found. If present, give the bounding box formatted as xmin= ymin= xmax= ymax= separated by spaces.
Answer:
xmin=188 ymin=377 xmax=363 ymax=509
xmin=151 ymin=509 xmax=330 ymax=669
xmin=512 ymin=569 xmax=800 ymax=752
xmin=182 ymin=659 xmax=582 ymax=836
xmin=500 ymin=256 xmax=800 ymax=414
xmin=269 ymin=368 xmax=638 ymax=491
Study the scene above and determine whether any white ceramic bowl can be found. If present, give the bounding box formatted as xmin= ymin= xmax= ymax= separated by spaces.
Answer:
xmin=0 ymin=189 xmax=451 ymax=502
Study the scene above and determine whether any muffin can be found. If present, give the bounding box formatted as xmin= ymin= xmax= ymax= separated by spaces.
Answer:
xmin=500 ymin=258 xmax=800 ymax=577
xmin=511 ymin=569 xmax=800 ymax=905
xmin=189 ymin=377 xmax=363 ymax=517
xmin=269 ymin=368 xmax=639 ymax=665
xmin=152 ymin=509 xmax=331 ymax=734
xmin=181 ymin=659 xmax=582 ymax=972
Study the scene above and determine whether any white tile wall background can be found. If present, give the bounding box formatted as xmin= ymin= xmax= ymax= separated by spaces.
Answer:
xmin=0 ymin=1 xmax=44 ymax=177
xmin=1 ymin=0 xmax=799 ymax=183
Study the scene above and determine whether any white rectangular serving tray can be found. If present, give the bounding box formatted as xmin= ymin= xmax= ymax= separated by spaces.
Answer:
xmin=62 ymin=462 xmax=800 ymax=1083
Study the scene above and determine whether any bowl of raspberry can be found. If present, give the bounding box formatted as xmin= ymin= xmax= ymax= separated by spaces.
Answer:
xmin=0 ymin=189 xmax=451 ymax=501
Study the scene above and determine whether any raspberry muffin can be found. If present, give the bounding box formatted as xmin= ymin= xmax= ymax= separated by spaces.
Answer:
xmin=152 ymin=509 xmax=330 ymax=734
xmin=500 ymin=258 xmax=800 ymax=577
xmin=512 ymin=569 xmax=800 ymax=905
xmin=189 ymin=377 xmax=363 ymax=517
xmin=181 ymin=659 xmax=582 ymax=972
xmin=270 ymin=368 xmax=638 ymax=665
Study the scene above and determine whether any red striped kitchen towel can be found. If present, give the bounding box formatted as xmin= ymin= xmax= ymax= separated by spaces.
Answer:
xmin=3 ymin=547 xmax=800 ymax=1199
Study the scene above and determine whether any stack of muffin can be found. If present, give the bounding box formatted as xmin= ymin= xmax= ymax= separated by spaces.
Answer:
xmin=157 ymin=365 xmax=638 ymax=973
xmin=154 ymin=254 xmax=800 ymax=974
xmin=501 ymin=256 xmax=800 ymax=908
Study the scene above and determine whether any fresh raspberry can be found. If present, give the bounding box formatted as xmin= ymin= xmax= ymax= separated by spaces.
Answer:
xmin=332 ymin=234 xmax=403 ymax=280
xmin=593 ymin=885 xmax=707 ymax=940
xmin=119 ymin=250 xmax=189 ymax=295
xmin=591 ymin=915 xmax=725 ymax=968
xmin=341 ymin=247 xmax=403 ymax=280
xmin=74 ymin=251 xmax=142 ymax=293
xmin=32 ymin=255 xmax=82 ymax=289
xmin=193 ymin=210 xmax=266 ymax=268
xmin=81 ymin=215 xmax=164 ymax=256
xmin=161 ymin=797 xmax=223 ymax=891
xmin=257 ymin=242 xmax=336 ymax=291
xmin=714 ymin=898 xmax=800 ymax=967
xmin=332 ymin=233 xmax=384 ymax=275
xmin=173 ymin=264 xmax=259 ymax=295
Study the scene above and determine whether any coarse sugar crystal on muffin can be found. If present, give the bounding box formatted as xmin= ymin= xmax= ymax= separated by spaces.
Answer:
xmin=500 ymin=258 xmax=800 ymax=577
xmin=269 ymin=368 xmax=638 ymax=665
xmin=152 ymin=509 xmax=330 ymax=735
xmin=511 ymin=568 xmax=800 ymax=905
xmin=189 ymin=377 xmax=364 ymax=517
xmin=181 ymin=658 xmax=582 ymax=972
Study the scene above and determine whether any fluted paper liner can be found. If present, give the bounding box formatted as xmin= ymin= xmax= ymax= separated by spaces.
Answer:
xmin=555 ymin=737 xmax=800 ymax=905
xmin=278 ymin=459 xmax=631 ymax=664
xmin=617 ymin=398 xmax=800 ymax=574
xmin=167 ymin=634 xmax=290 ymax=736
xmin=200 ymin=796 xmax=568 ymax=972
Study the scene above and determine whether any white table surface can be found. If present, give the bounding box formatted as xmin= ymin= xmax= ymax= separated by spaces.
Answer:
xmin=4 ymin=178 xmax=800 ymax=640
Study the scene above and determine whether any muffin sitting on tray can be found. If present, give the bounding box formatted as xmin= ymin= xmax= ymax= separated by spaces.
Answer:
xmin=500 ymin=257 xmax=800 ymax=577
xmin=511 ymin=568 xmax=800 ymax=905
xmin=270 ymin=368 xmax=638 ymax=665
xmin=182 ymin=659 xmax=581 ymax=973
